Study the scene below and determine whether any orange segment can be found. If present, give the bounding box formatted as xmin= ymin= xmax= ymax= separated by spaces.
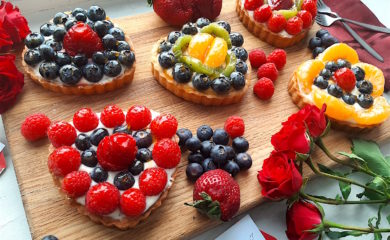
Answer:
xmin=353 ymin=97 xmax=390 ymax=125
xmin=354 ymin=62 xmax=385 ymax=97
xmin=204 ymin=37 xmax=228 ymax=68
xmin=187 ymin=33 xmax=214 ymax=62
xmin=296 ymin=59 xmax=325 ymax=93
xmin=318 ymin=43 xmax=359 ymax=64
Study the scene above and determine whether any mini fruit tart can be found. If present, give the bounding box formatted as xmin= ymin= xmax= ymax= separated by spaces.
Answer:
xmin=237 ymin=0 xmax=316 ymax=48
xmin=289 ymin=43 xmax=390 ymax=129
xmin=151 ymin=18 xmax=251 ymax=106
xmin=47 ymin=105 xmax=181 ymax=229
xmin=22 ymin=6 xmax=136 ymax=95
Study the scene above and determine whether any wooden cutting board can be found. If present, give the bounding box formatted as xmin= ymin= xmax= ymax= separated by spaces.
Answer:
xmin=3 ymin=0 xmax=390 ymax=239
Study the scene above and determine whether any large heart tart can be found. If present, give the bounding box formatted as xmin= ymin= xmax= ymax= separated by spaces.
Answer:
xmin=289 ymin=43 xmax=390 ymax=129
xmin=22 ymin=6 xmax=136 ymax=95
xmin=151 ymin=19 xmax=250 ymax=106
xmin=47 ymin=105 xmax=181 ymax=229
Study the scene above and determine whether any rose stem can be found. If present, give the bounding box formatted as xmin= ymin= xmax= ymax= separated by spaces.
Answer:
xmin=323 ymin=220 xmax=390 ymax=233
xmin=300 ymin=192 xmax=389 ymax=205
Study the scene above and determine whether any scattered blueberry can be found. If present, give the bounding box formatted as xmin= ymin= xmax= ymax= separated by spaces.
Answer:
xmin=312 ymin=47 xmax=325 ymax=58
xmin=308 ymin=37 xmax=322 ymax=50
xmin=321 ymin=34 xmax=339 ymax=48
xmin=185 ymin=137 xmax=202 ymax=152
xmin=316 ymin=29 xmax=329 ymax=38
xmin=224 ymin=161 xmax=240 ymax=177
xmin=202 ymin=158 xmax=216 ymax=172
xmin=197 ymin=125 xmax=213 ymax=141
xmin=200 ymin=140 xmax=215 ymax=158
xmin=225 ymin=145 xmax=235 ymax=160
xmin=188 ymin=152 xmax=204 ymax=164
xmin=235 ymin=152 xmax=252 ymax=170
xmin=210 ymin=145 xmax=228 ymax=167
xmin=176 ymin=128 xmax=193 ymax=147
xmin=232 ymin=137 xmax=249 ymax=153
xmin=186 ymin=163 xmax=204 ymax=181
xmin=213 ymin=129 xmax=229 ymax=145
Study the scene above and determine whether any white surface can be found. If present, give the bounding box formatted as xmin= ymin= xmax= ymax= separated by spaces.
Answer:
xmin=361 ymin=0 xmax=390 ymax=28
xmin=215 ymin=215 xmax=265 ymax=240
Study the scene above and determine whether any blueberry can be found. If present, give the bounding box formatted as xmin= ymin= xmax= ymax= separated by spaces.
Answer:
xmin=188 ymin=152 xmax=204 ymax=164
xmin=39 ymin=62 xmax=59 ymax=79
xmin=75 ymin=12 xmax=87 ymax=22
xmin=225 ymin=145 xmax=235 ymax=160
xmin=90 ymin=128 xmax=109 ymax=146
xmin=55 ymin=52 xmax=71 ymax=66
xmin=217 ymin=21 xmax=231 ymax=33
xmin=117 ymin=41 xmax=131 ymax=51
xmin=192 ymin=73 xmax=211 ymax=91
xmin=319 ymin=68 xmax=332 ymax=79
xmin=53 ymin=12 xmax=68 ymax=25
xmin=232 ymin=137 xmax=249 ymax=153
xmin=224 ymin=161 xmax=240 ymax=177
xmin=210 ymin=145 xmax=228 ymax=167
xmin=40 ymin=23 xmax=56 ymax=36
xmin=176 ymin=128 xmax=193 ymax=146
xmin=181 ymin=22 xmax=198 ymax=35
xmin=352 ymin=66 xmax=365 ymax=81
xmin=25 ymin=33 xmax=44 ymax=49
xmin=158 ymin=40 xmax=172 ymax=53
xmin=136 ymin=148 xmax=152 ymax=162
xmin=325 ymin=61 xmax=338 ymax=72
xmin=86 ymin=20 xmax=95 ymax=29
xmin=129 ymin=160 xmax=144 ymax=175
xmin=44 ymin=39 xmax=62 ymax=51
xmin=92 ymin=51 xmax=108 ymax=65
xmin=82 ymin=63 xmax=103 ymax=83
xmin=357 ymin=94 xmax=374 ymax=109
xmin=87 ymin=6 xmax=106 ymax=21
xmin=321 ymin=34 xmax=339 ymax=48
xmin=90 ymin=166 xmax=108 ymax=182
xmin=114 ymin=171 xmax=135 ymax=190
xmin=167 ymin=31 xmax=182 ymax=44
xmin=235 ymin=59 xmax=248 ymax=74
xmin=64 ymin=19 xmax=76 ymax=31
xmin=102 ymin=34 xmax=117 ymax=50
xmin=232 ymin=47 xmax=248 ymax=61
xmin=94 ymin=21 xmax=108 ymax=37
xmin=312 ymin=47 xmax=325 ymax=58
xmin=72 ymin=8 xmax=87 ymax=17
xmin=342 ymin=93 xmax=356 ymax=105
xmin=308 ymin=37 xmax=322 ymax=50
xmin=173 ymin=63 xmax=192 ymax=83
xmin=41 ymin=235 xmax=58 ymax=240
xmin=316 ymin=29 xmax=329 ymax=38
xmin=357 ymin=80 xmax=373 ymax=94
xmin=313 ymin=76 xmax=328 ymax=89
xmin=39 ymin=44 xmax=55 ymax=61
xmin=158 ymin=52 xmax=175 ymax=69
xmin=24 ymin=49 xmax=41 ymax=66
xmin=211 ymin=76 xmax=231 ymax=94
xmin=113 ymin=125 xmax=131 ymax=134
xmin=197 ymin=125 xmax=213 ymax=141
xmin=118 ymin=50 xmax=135 ymax=67
xmin=102 ymin=20 xmax=114 ymax=30
xmin=336 ymin=59 xmax=351 ymax=69
xmin=52 ymin=27 xmax=67 ymax=42
xmin=231 ymin=71 xmax=246 ymax=90
xmin=213 ymin=129 xmax=229 ymax=145
xmin=202 ymin=158 xmax=216 ymax=172
xmin=196 ymin=17 xmax=211 ymax=28
xmin=200 ymin=140 xmax=215 ymax=157
xmin=59 ymin=64 xmax=82 ymax=85
xmin=133 ymin=130 xmax=153 ymax=148
xmin=235 ymin=152 xmax=252 ymax=170
xmin=327 ymin=84 xmax=343 ymax=98
xmin=75 ymin=133 xmax=91 ymax=151
xmin=230 ymin=32 xmax=244 ymax=47
xmin=81 ymin=149 xmax=98 ymax=167
xmin=104 ymin=50 xmax=119 ymax=60
xmin=185 ymin=137 xmax=202 ymax=152
xmin=104 ymin=60 xmax=122 ymax=77
xmin=186 ymin=163 xmax=204 ymax=181
xmin=108 ymin=27 xmax=125 ymax=41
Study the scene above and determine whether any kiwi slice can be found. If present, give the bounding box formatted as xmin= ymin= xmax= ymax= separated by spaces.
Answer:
xmin=275 ymin=6 xmax=298 ymax=20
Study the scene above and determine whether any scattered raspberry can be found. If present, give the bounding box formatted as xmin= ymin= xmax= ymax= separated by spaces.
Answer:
xmin=267 ymin=14 xmax=286 ymax=33
xmin=100 ymin=104 xmax=125 ymax=128
xmin=285 ymin=16 xmax=303 ymax=35
xmin=334 ymin=68 xmax=356 ymax=92
xmin=47 ymin=121 xmax=77 ymax=148
xmin=253 ymin=5 xmax=272 ymax=23
xmin=86 ymin=182 xmax=120 ymax=215
xmin=120 ymin=188 xmax=146 ymax=217
xmin=297 ymin=10 xmax=313 ymax=29
xmin=150 ymin=114 xmax=178 ymax=139
xmin=21 ymin=113 xmax=51 ymax=141
xmin=254 ymin=77 xmax=275 ymax=100
xmin=302 ymin=0 xmax=317 ymax=19
xmin=249 ymin=49 xmax=267 ymax=68
xmin=257 ymin=63 xmax=278 ymax=82
xmin=97 ymin=133 xmax=137 ymax=171
xmin=224 ymin=116 xmax=245 ymax=138
xmin=48 ymin=146 xmax=81 ymax=177
xmin=73 ymin=108 xmax=99 ymax=132
xmin=244 ymin=0 xmax=263 ymax=10
xmin=267 ymin=49 xmax=287 ymax=70
xmin=152 ymin=138 xmax=181 ymax=169
xmin=126 ymin=105 xmax=152 ymax=130
xmin=61 ymin=171 xmax=91 ymax=198
xmin=63 ymin=22 xmax=103 ymax=57
xmin=139 ymin=168 xmax=168 ymax=196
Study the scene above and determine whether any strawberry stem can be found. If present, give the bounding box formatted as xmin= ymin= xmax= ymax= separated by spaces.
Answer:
xmin=185 ymin=192 xmax=222 ymax=220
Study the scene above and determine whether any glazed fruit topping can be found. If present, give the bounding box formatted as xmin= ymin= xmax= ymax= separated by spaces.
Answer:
xmin=48 ymin=121 xmax=77 ymax=148
xmin=48 ymin=146 xmax=81 ymax=176
xmin=62 ymin=171 xmax=91 ymax=198
xmin=126 ymin=105 xmax=152 ymax=130
xmin=267 ymin=14 xmax=287 ymax=33
xmin=150 ymin=114 xmax=178 ymax=139
xmin=253 ymin=5 xmax=273 ymax=23
xmin=100 ymin=104 xmax=125 ymax=128
xmin=114 ymin=171 xmax=135 ymax=190
xmin=90 ymin=166 xmax=108 ymax=182
xmin=73 ymin=108 xmax=99 ymax=132
xmin=139 ymin=168 xmax=168 ymax=196
xmin=86 ymin=182 xmax=120 ymax=215
xmin=120 ymin=188 xmax=146 ymax=217
xmin=244 ymin=0 xmax=263 ymax=11
xmin=285 ymin=16 xmax=303 ymax=35
xmin=334 ymin=68 xmax=356 ymax=92
xmin=268 ymin=0 xmax=294 ymax=10
xmin=152 ymin=138 xmax=181 ymax=169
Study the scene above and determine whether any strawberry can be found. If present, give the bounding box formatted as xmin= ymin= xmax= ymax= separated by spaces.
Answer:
xmin=285 ymin=16 xmax=303 ymax=35
xmin=86 ymin=182 xmax=120 ymax=215
xmin=302 ymin=0 xmax=317 ymax=19
xmin=297 ymin=10 xmax=312 ymax=29
xmin=120 ymin=188 xmax=146 ymax=217
xmin=334 ymin=68 xmax=356 ymax=92
xmin=63 ymin=22 xmax=103 ymax=57
xmin=139 ymin=167 xmax=168 ymax=196
xmin=185 ymin=169 xmax=240 ymax=221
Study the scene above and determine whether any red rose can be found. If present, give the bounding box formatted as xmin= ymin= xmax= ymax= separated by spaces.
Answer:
xmin=271 ymin=120 xmax=310 ymax=154
xmin=286 ymin=200 xmax=322 ymax=240
xmin=257 ymin=151 xmax=302 ymax=200
xmin=0 ymin=54 xmax=24 ymax=114
xmin=287 ymin=104 xmax=327 ymax=138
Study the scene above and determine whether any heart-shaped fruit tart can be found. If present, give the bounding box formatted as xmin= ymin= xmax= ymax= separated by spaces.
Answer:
xmin=289 ymin=43 xmax=390 ymax=129
xmin=47 ymin=105 xmax=181 ymax=229
xmin=151 ymin=18 xmax=250 ymax=106
xmin=22 ymin=6 xmax=136 ymax=95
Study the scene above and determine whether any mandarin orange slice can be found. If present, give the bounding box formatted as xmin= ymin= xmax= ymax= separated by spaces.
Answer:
xmin=296 ymin=59 xmax=324 ymax=93
xmin=187 ymin=33 xmax=214 ymax=62
xmin=318 ymin=43 xmax=359 ymax=64
xmin=204 ymin=37 xmax=228 ymax=68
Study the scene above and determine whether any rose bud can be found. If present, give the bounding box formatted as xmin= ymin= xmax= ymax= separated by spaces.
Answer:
xmin=271 ymin=120 xmax=311 ymax=154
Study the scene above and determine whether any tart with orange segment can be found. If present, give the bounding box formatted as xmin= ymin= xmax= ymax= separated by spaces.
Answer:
xmin=288 ymin=43 xmax=390 ymax=129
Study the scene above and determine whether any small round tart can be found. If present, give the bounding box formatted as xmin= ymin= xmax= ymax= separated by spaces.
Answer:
xmin=22 ymin=6 xmax=136 ymax=95
xmin=151 ymin=18 xmax=251 ymax=106
xmin=47 ymin=105 xmax=181 ymax=229
xmin=289 ymin=43 xmax=390 ymax=129
xmin=237 ymin=0 xmax=315 ymax=48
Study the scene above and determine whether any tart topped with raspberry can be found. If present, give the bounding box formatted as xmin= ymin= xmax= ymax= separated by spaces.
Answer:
xmin=237 ymin=0 xmax=316 ymax=48
xmin=151 ymin=18 xmax=251 ymax=106
xmin=47 ymin=105 xmax=181 ymax=229
xmin=22 ymin=6 xmax=136 ymax=95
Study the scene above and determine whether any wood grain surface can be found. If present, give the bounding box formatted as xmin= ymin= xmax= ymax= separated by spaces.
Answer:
xmin=3 ymin=1 xmax=390 ymax=239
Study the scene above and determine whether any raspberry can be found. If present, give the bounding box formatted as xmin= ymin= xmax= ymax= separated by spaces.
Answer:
xmin=120 ymin=188 xmax=146 ymax=217
xmin=224 ymin=116 xmax=245 ymax=138
xmin=267 ymin=49 xmax=287 ymax=70
xmin=100 ymin=104 xmax=125 ymax=128
xmin=21 ymin=113 xmax=51 ymax=141
xmin=152 ymin=138 xmax=181 ymax=169
xmin=139 ymin=168 xmax=168 ymax=196
xmin=97 ymin=133 xmax=137 ymax=171
xmin=126 ymin=105 xmax=152 ymax=130
xmin=253 ymin=5 xmax=272 ymax=23
xmin=297 ymin=10 xmax=313 ymax=29
xmin=48 ymin=146 xmax=81 ymax=177
xmin=73 ymin=108 xmax=99 ymax=132
xmin=334 ymin=68 xmax=356 ymax=92
xmin=253 ymin=77 xmax=275 ymax=100
xmin=285 ymin=16 xmax=303 ymax=35
xmin=244 ymin=0 xmax=263 ymax=10
xmin=150 ymin=114 xmax=178 ymax=139
xmin=302 ymin=0 xmax=317 ymax=19
xmin=257 ymin=63 xmax=278 ymax=82
xmin=86 ymin=182 xmax=119 ymax=215
xmin=267 ymin=14 xmax=286 ymax=33
xmin=61 ymin=171 xmax=91 ymax=198
xmin=47 ymin=121 xmax=77 ymax=148
xmin=249 ymin=49 xmax=267 ymax=68
xmin=63 ymin=22 xmax=103 ymax=57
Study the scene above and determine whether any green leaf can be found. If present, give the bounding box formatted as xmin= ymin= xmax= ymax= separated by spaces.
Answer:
xmin=368 ymin=216 xmax=377 ymax=228
xmin=339 ymin=181 xmax=351 ymax=200
xmin=338 ymin=151 xmax=365 ymax=162
xmin=326 ymin=231 xmax=364 ymax=239
xmin=360 ymin=177 xmax=388 ymax=200
xmin=335 ymin=194 xmax=342 ymax=201
xmin=296 ymin=152 xmax=310 ymax=162
xmin=375 ymin=233 xmax=383 ymax=240
xmin=386 ymin=214 xmax=390 ymax=225
xmin=318 ymin=163 xmax=334 ymax=175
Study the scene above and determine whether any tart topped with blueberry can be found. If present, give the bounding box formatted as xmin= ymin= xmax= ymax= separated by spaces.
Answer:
xmin=289 ymin=43 xmax=390 ymax=129
xmin=22 ymin=6 xmax=136 ymax=95
xmin=151 ymin=18 xmax=250 ymax=106
xmin=47 ymin=105 xmax=181 ymax=229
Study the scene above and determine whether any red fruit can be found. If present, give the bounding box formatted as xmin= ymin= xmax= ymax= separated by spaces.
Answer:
xmin=257 ymin=63 xmax=278 ymax=82
xmin=150 ymin=114 xmax=178 ymax=139
xmin=253 ymin=4 xmax=272 ymax=23
xmin=267 ymin=14 xmax=287 ymax=33
xmin=254 ymin=77 xmax=275 ymax=100
xmin=285 ymin=16 xmax=303 ymax=35
xmin=63 ymin=22 xmax=103 ymax=57
xmin=269 ymin=0 xmax=294 ymax=10
xmin=139 ymin=168 xmax=167 ymax=196
xmin=61 ymin=171 xmax=91 ymax=198
xmin=188 ymin=169 xmax=240 ymax=221
xmin=302 ymin=0 xmax=317 ymax=19
xmin=297 ymin=10 xmax=312 ymax=29
xmin=120 ymin=188 xmax=146 ymax=217
xmin=47 ymin=121 xmax=77 ymax=148
xmin=244 ymin=0 xmax=263 ymax=11
xmin=224 ymin=116 xmax=245 ymax=138
xmin=126 ymin=105 xmax=152 ymax=130
xmin=73 ymin=108 xmax=99 ymax=132
xmin=334 ymin=68 xmax=356 ymax=92
xmin=48 ymin=146 xmax=81 ymax=177
xmin=97 ymin=133 xmax=137 ymax=171
xmin=100 ymin=104 xmax=125 ymax=128
xmin=152 ymin=138 xmax=181 ymax=169
xmin=86 ymin=182 xmax=120 ymax=215
xmin=21 ymin=113 xmax=51 ymax=141
xmin=267 ymin=49 xmax=287 ymax=70
xmin=249 ymin=49 xmax=267 ymax=68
